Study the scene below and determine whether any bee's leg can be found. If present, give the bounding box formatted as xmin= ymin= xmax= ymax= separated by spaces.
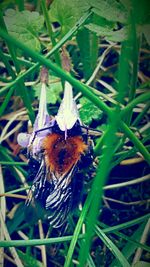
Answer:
xmin=81 ymin=125 xmax=102 ymax=137
xmin=31 ymin=125 xmax=55 ymax=144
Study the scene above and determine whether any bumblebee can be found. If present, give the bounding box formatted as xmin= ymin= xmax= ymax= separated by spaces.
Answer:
xmin=18 ymin=82 xmax=94 ymax=228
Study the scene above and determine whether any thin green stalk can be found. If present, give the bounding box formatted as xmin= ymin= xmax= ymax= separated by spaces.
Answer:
xmin=78 ymin=111 xmax=119 ymax=267
xmin=0 ymin=86 xmax=15 ymax=116
xmin=41 ymin=0 xmax=61 ymax=66
xmin=3 ymin=53 xmax=34 ymax=67
xmin=0 ymin=162 xmax=27 ymax=166
xmin=64 ymin=190 xmax=93 ymax=267
xmin=94 ymin=131 xmax=106 ymax=156
xmin=125 ymin=11 xmax=140 ymax=125
xmin=132 ymin=102 xmax=150 ymax=126
xmin=117 ymin=6 xmax=140 ymax=125
xmin=26 ymin=227 xmax=34 ymax=255
xmin=4 ymin=187 xmax=30 ymax=195
xmin=0 ymin=234 xmax=85 ymax=248
xmin=121 ymin=91 xmax=150 ymax=117
xmin=0 ymin=11 xmax=35 ymax=122
xmin=100 ymin=213 xmax=150 ymax=233
xmin=0 ymin=147 xmax=27 ymax=177
xmin=15 ymin=0 xmax=24 ymax=11
xmin=0 ymin=49 xmax=16 ymax=79
xmin=0 ymin=28 xmax=112 ymax=117
xmin=0 ymin=10 xmax=21 ymax=73
xmin=120 ymin=121 xmax=150 ymax=164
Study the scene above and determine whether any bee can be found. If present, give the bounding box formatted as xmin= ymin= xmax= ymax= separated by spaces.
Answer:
xmin=18 ymin=82 xmax=94 ymax=228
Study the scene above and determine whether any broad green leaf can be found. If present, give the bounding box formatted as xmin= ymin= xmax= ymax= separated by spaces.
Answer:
xmin=34 ymin=77 xmax=62 ymax=104
xmin=4 ymin=9 xmax=44 ymax=51
xmin=48 ymin=0 xmax=89 ymax=37
xmin=17 ymin=250 xmax=45 ymax=267
xmin=79 ymin=97 xmax=103 ymax=125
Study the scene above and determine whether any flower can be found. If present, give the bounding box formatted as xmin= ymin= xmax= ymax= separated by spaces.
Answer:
xmin=17 ymin=82 xmax=54 ymax=156
xmin=55 ymin=81 xmax=80 ymax=139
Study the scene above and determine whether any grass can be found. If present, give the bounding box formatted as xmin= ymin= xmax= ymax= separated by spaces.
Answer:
xmin=0 ymin=1 xmax=150 ymax=267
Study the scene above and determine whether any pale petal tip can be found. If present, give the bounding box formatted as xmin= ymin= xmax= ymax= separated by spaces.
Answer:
xmin=17 ymin=133 xmax=30 ymax=147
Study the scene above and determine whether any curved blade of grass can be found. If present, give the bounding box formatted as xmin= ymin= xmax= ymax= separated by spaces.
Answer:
xmin=114 ymin=230 xmax=150 ymax=253
xmin=132 ymin=102 xmax=150 ymax=127
xmin=95 ymin=226 xmax=130 ymax=267
xmin=102 ymin=213 xmax=150 ymax=234
xmin=120 ymin=120 xmax=150 ymax=165
xmin=0 ymin=86 xmax=15 ymax=116
xmin=110 ymin=222 xmax=147 ymax=267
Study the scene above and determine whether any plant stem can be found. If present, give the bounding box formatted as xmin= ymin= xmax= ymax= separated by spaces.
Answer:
xmin=78 ymin=110 xmax=119 ymax=266
xmin=132 ymin=102 xmax=150 ymax=127
xmin=0 ymin=86 xmax=15 ymax=116
xmin=0 ymin=234 xmax=85 ymax=248
xmin=121 ymin=92 xmax=150 ymax=117
xmin=0 ymin=49 xmax=16 ymax=79
xmin=41 ymin=0 xmax=61 ymax=66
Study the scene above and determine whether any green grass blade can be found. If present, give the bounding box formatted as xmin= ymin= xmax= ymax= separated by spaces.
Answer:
xmin=96 ymin=226 xmax=130 ymax=267
xmin=110 ymin=222 xmax=147 ymax=267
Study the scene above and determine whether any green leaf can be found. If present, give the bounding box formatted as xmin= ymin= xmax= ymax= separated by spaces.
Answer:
xmin=86 ymin=23 xmax=128 ymax=42
xmin=90 ymin=0 xmax=128 ymax=23
xmin=79 ymin=97 xmax=103 ymax=125
xmin=49 ymin=0 xmax=89 ymax=37
xmin=34 ymin=77 xmax=63 ymax=104
xmin=17 ymin=250 xmax=45 ymax=267
xmin=4 ymin=9 xmax=44 ymax=51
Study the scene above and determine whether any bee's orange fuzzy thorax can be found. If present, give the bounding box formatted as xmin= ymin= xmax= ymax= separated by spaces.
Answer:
xmin=43 ymin=133 xmax=87 ymax=175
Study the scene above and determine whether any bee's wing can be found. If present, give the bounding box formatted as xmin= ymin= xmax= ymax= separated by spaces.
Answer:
xmin=25 ymin=155 xmax=78 ymax=228
xmin=45 ymin=165 xmax=77 ymax=228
